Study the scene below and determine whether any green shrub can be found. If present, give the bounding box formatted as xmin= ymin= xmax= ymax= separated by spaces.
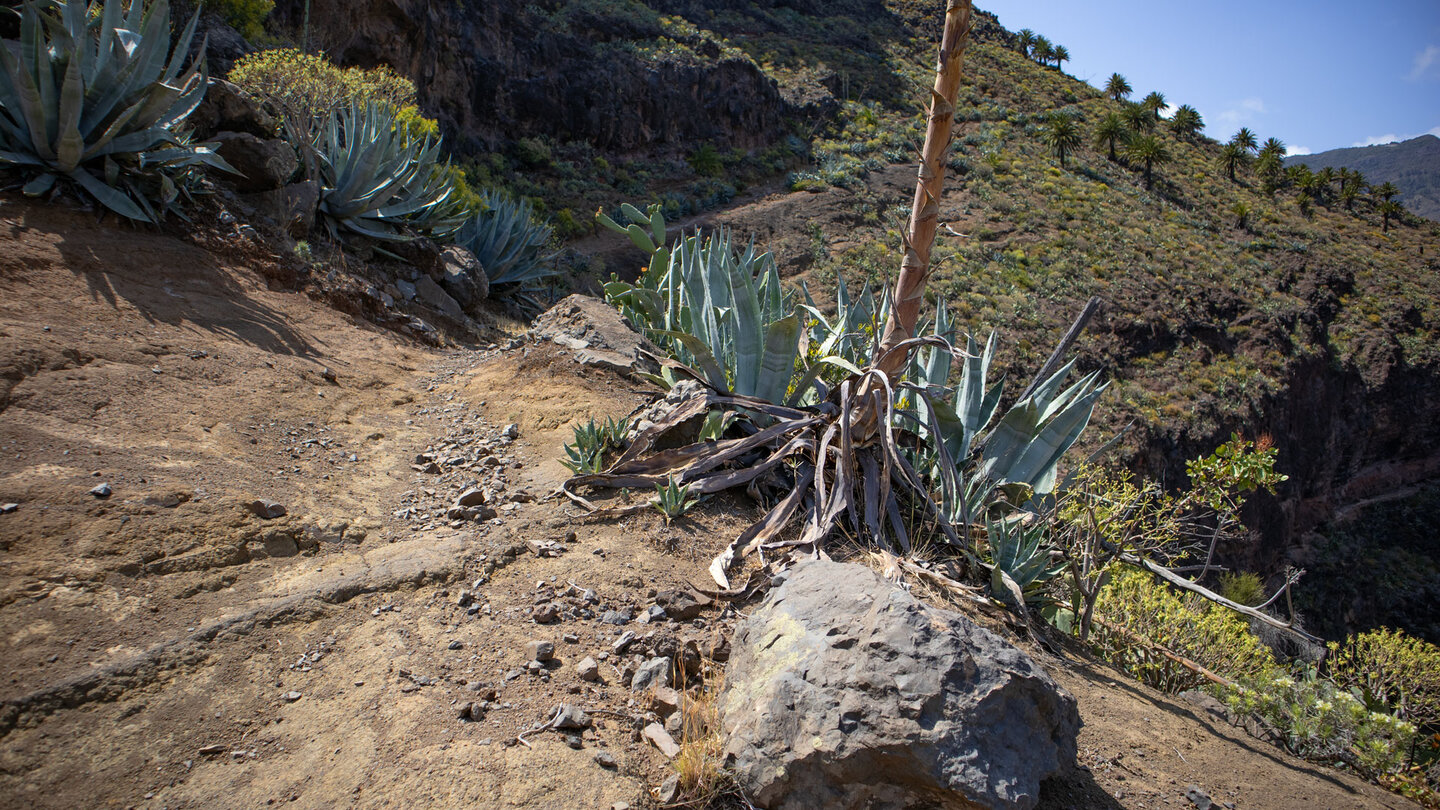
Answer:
xmin=1327 ymin=628 xmax=1440 ymax=729
xmin=1224 ymin=668 xmax=1417 ymax=778
xmin=1094 ymin=567 xmax=1278 ymax=692
xmin=1218 ymin=571 xmax=1266 ymax=606
xmin=206 ymin=0 xmax=273 ymax=40
xmin=0 ymin=0 xmax=231 ymax=222
xmin=228 ymin=48 xmax=436 ymax=139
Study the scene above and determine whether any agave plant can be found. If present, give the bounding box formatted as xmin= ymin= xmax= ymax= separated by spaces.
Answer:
xmin=651 ymin=475 xmax=699 ymax=524
xmin=454 ymin=190 xmax=556 ymax=288
xmin=985 ymin=513 xmax=1065 ymax=605
xmin=310 ymin=102 xmax=465 ymax=242
xmin=0 ymin=0 xmax=232 ymax=221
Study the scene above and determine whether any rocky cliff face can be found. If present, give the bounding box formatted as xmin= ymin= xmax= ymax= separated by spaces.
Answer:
xmin=268 ymin=0 xmax=795 ymax=155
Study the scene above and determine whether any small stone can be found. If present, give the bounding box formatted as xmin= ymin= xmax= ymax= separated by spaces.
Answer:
xmin=649 ymin=686 xmax=682 ymax=717
xmin=611 ymin=803 xmax=631 ymax=810
xmin=644 ymin=605 xmax=667 ymax=623
xmin=246 ymin=499 xmax=286 ymax=519
xmin=455 ymin=589 xmax=473 ymax=607
xmin=198 ymin=744 xmax=225 ymax=755
xmin=656 ymin=773 xmax=681 ymax=804
xmin=456 ymin=488 xmax=487 ymax=507
xmin=631 ymin=657 xmax=671 ymax=693
xmin=280 ymin=691 xmax=302 ymax=702
xmin=1185 ymin=786 xmax=1213 ymax=810
xmin=576 ymin=657 xmax=600 ymax=682
xmin=600 ymin=609 xmax=632 ymax=626
xmin=642 ymin=723 xmax=681 ymax=758
xmin=527 ymin=660 xmax=544 ymax=674
xmin=502 ymin=423 xmax=519 ymax=439
xmin=459 ymin=702 xmax=476 ymax=720
xmin=533 ymin=603 xmax=560 ymax=624
xmin=562 ymin=633 xmax=580 ymax=644
xmin=552 ymin=704 xmax=591 ymax=730
xmin=448 ymin=640 xmax=464 ymax=650
xmin=89 ymin=483 xmax=112 ymax=498
xmin=593 ymin=751 xmax=618 ymax=770
xmin=526 ymin=640 xmax=555 ymax=662
xmin=612 ymin=631 xmax=637 ymax=653
xmin=565 ymin=733 xmax=584 ymax=749
xmin=0 ymin=503 xmax=17 ymax=513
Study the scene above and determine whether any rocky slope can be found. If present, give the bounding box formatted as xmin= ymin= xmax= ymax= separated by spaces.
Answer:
xmin=230 ymin=0 xmax=1439 ymax=639
xmin=0 ymin=200 xmax=1419 ymax=810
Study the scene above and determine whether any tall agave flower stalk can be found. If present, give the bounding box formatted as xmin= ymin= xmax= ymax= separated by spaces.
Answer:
xmin=871 ymin=0 xmax=973 ymax=379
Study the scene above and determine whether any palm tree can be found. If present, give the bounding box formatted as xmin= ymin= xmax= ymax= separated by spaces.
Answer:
xmin=1105 ymin=73 xmax=1132 ymax=102
xmin=1140 ymin=91 xmax=1167 ymax=121
xmin=1016 ymin=29 xmax=1035 ymax=58
xmin=1053 ymin=44 xmax=1070 ymax=72
xmin=1340 ymin=180 xmax=1361 ymax=210
xmin=1094 ymin=112 xmax=1127 ymax=161
xmin=1031 ymin=36 xmax=1054 ymax=67
xmin=1122 ymin=102 xmax=1155 ymax=133
xmin=1231 ymin=127 xmax=1258 ymax=153
xmin=1258 ymin=137 xmax=1286 ymax=161
xmin=1124 ymin=134 xmax=1170 ymax=188
xmin=1231 ymin=201 xmax=1251 ymax=231
xmin=1043 ymin=111 xmax=1083 ymax=168
xmin=1372 ymin=181 xmax=1399 ymax=201
xmin=1218 ymin=141 xmax=1249 ymax=181
xmin=1169 ymin=105 xmax=1203 ymax=140
xmin=1378 ymin=198 xmax=1403 ymax=232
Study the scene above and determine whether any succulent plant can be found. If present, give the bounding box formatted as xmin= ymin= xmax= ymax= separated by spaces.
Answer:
xmin=310 ymin=102 xmax=466 ymax=242
xmin=455 ymin=190 xmax=556 ymax=288
xmin=0 ymin=0 xmax=232 ymax=221
xmin=985 ymin=514 xmax=1064 ymax=604
xmin=651 ymin=475 xmax=698 ymax=523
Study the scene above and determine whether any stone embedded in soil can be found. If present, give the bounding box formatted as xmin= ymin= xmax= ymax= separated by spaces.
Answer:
xmin=649 ymin=687 xmax=682 ymax=718
xmin=280 ymin=691 xmax=302 ymax=702
xmin=1 ymin=503 xmax=17 ymax=513
xmin=631 ymin=657 xmax=671 ymax=693
xmin=642 ymin=723 xmax=681 ymax=759
xmin=456 ymin=488 xmax=487 ymax=507
xmin=552 ymin=704 xmax=591 ymax=730
xmin=600 ymin=609 xmax=632 ymax=626
xmin=656 ymin=589 xmax=706 ymax=620
xmin=533 ymin=603 xmax=560 ymax=624
xmin=576 ymin=657 xmax=600 ymax=682
xmin=526 ymin=640 xmax=555 ymax=662
xmin=611 ymin=631 xmax=636 ymax=653
xmin=593 ymin=751 xmax=618 ymax=769
xmin=89 ymin=483 xmax=112 ymax=498
xmin=720 ymin=559 xmax=1078 ymax=810
xmin=656 ymin=774 xmax=681 ymax=804
xmin=246 ymin=499 xmax=286 ymax=519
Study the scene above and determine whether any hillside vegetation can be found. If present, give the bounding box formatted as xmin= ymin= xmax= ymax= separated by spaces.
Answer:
xmin=1288 ymin=135 xmax=1440 ymax=222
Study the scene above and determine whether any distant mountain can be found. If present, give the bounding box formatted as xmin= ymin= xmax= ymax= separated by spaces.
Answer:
xmin=1286 ymin=134 xmax=1440 ymax=221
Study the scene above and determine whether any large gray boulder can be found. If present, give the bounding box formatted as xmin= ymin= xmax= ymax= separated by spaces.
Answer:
xmin=528 ymin=294 xmax=660 ymax=377
xmin=719 ymin=560 xmax=1079 ymax=810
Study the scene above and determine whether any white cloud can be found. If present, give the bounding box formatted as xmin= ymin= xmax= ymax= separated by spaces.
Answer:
xmin=1215 ymin=97 xmax=1266 ymax=127
xmin=1410 ymin=45 xmax=1440 ymax=80
xmin=1290 ymin=146 xmax=1312 ymax=156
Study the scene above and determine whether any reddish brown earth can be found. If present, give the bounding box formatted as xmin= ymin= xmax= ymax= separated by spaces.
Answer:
xmin=0 ymin=201 xmax=1416 ymax=809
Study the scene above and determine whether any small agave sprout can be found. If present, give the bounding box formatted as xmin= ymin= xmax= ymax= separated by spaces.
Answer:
xmin=560 ymin=420 xmax=606 ymax=475
xmin=652 ymin=475 xmax=699 ymax=524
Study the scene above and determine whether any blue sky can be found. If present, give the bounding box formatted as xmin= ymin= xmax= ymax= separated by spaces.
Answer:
xmin=976 ymin=1 xmax=1440 ymax=155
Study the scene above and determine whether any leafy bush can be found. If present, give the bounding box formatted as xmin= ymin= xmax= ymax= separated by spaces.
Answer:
xmin=206 ymin=0 xmax=273 ymax=41
xmin=0 ymin=0 xmax=230 ymax=222
xmin=228 ymin=48 xmax=435 ymax=139
xmin=1327 ymin=628 xmax=1440 ymax=729
xmin=1218 ymin=571 xmax=1266 ymax=606
xmin=1224 ymin=669 xmax=1417 ymax=778
xmin=455 ymin=191 xmax=557 ymax=288
xmin=1093 ymin=568 xmax=1278 ymax=692
xmin=311 ymin=103 xmax=465 ymax=241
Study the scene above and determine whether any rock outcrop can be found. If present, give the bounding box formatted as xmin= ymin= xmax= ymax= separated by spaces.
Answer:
xmin=720 ymin=560 xmax=1079 ymax=810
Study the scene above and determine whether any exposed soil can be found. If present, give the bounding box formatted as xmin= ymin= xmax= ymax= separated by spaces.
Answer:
xmin=0 ymin=201 xmax=1416 ymax=809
